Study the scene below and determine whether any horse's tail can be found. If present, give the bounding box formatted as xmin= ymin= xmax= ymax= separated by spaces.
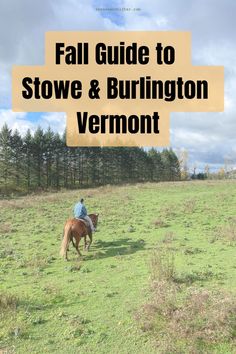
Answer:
xmin=60 ymin=223 xmax=72 ymax=258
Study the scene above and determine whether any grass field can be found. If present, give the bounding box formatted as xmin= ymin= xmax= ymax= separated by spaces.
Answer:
xmin=0 ymin=180 xmax=236 ymax=353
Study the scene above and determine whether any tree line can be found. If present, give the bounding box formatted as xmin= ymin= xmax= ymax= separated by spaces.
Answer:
xmin=0 ymin=124 xmax=181 ymax=195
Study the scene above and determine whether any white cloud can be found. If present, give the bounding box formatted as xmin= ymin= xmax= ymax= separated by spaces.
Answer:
xmin=118 ymin=0 xmax=236 ymax=169
xmin=0 ymin=110 xmax=66 ymax=136
xmin=0 ymin=0 xmax=235 ymax=169
xmin=0 ymin=110 xmax=34 ymax=135
xmin=40 ymin=112 xmax=66 ymax=134
xmin=0 ymin=0 xmax=115 ymax=107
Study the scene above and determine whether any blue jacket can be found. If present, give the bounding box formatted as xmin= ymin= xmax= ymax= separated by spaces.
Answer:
xmin=74 ymin=202 xmax=87 ymax=219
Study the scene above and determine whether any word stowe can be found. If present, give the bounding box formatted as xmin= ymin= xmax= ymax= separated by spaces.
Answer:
xmin=12 ymin=31 xmax=224 ymax=147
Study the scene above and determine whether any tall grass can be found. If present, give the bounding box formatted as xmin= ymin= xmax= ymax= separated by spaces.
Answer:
xmin=150 ymin=248 xmax=175 ymax=282
xmin=136 ymin=248 xmax=236 ymax=353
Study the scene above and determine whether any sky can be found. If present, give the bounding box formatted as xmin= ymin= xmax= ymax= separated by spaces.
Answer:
xmin=0 ymin=0 xmax=235 ymax=172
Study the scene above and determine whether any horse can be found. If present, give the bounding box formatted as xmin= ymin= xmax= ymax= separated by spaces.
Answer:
xmin=60 ymin=213 xmax=99 ymax=261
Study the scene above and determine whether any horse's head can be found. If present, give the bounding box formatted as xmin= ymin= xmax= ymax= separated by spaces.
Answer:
xmin=89 ymin=213 xmax=99 ymax=228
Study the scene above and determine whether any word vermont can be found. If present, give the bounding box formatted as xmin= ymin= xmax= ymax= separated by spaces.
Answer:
xmin=77 ymin=112 xmax=160 ymax=134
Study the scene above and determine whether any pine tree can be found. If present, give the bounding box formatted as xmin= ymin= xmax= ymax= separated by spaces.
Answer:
xmin=11 ymin=129 xmax=23 ymax=187
xmin=52 ymin=132 xmax=64 ymax=189
xmin=32 ymin=127 xmax=45 ymax=188
xmin=0 ymin=123 xmax=182 ymax=194
xmin=0 ymin=124 xmax=13 ymax=191
xmin=44 ymin=127 xmax=55 ymax=188
xmin=23 ymin=129 xmax=33 ymax=191
xmin=148 ymin=148 xmax=164 ymax=181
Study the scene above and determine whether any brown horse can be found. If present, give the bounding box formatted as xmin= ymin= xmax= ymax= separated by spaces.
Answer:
xmin=60 ymin=213 xmax=99 ymax=260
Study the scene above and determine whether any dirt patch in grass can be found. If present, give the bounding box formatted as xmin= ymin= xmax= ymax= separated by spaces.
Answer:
xmin=160 ymin=205 xmax=177 ymax=218
xmin=0 ymin=223 xmax=13 ymax=235
xmin=162 ymin=231 xmax=175 ymax=244
xmin=149 ymin=249 xmax=176 ymax=282
xmin=0 ymin=292 xmax=18 ymax=311
xmin=182 ymin=198 xmax=197 ymax=213
xmin=153 ymin=219 xmax=167 ymax=228
xmin=136 ymin=249 xmax=236 ymax=353
xmin=136 ymin=280 xmax=236 ymax=353
xmin=212 ymin=219 xmax=236 ymax=245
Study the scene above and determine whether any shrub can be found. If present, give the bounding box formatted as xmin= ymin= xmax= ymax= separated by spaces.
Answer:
xmin=136 ymin=249 xmax=236 ymax=353
xmin=183 ymin=198 xmax=196 ymax=213
xmin=162 ymin=231 xmax=175 ymax=244
xmin=214 ymin=219 xmax=236 ymax=245
xmin=153 ymin=219 xmax=166 ymax=228
xmin=150 ymin=249 xmax=175 ymax=282
xmin=0 ymin=292 xmax=18 ymax=311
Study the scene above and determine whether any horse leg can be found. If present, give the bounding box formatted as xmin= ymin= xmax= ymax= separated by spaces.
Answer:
xmin=71 ymin=237 xmax=76 ymax=249
xmin=68 ymin=235 xmax=75 ymax=252
xmin=64 ymin=241 xmax=69 ymax=261
xmin=84 ymin=236 xmax=87 ymax=251
xmin=75 ymin=238 xmax=82 ymax=258
xmin=86 ymin=232 xmax=93 ymax=251
xmin=65 ymin=250 xmax=68 ymax=261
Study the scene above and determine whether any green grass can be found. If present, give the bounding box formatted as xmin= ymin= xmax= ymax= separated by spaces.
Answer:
xmin=0 ymin=180 xmax=236 ymax=353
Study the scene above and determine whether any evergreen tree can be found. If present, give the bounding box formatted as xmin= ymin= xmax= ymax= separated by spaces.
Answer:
xmin=0 ymin=124 xmax=13 ymax=190
xmin=52 ymin=132 xmax=64 ymax=189
xmin=11 ymin=129 xmax=23 ymax=187
xmin=161 ymin=149 xmax=180 ymax=181
xmin=148 ymin=148 xmax=164 ymax=181
xmin=0 ymin=123 xmax=182 ymax=194
xmin=32 ymin=127 xmax=45 ymax=188
xmin=44 ymin=127 xmax=55 ymax=188
xmin=23 ymin=129 xmax=33 ymax=191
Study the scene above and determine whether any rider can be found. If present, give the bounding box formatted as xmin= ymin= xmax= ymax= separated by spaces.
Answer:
xmin=74 ymin=198 xmax=95 ymax=232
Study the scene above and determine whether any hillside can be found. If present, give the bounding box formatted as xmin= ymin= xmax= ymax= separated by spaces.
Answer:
xmin=0 ymin=180 xmax=236 ymax=353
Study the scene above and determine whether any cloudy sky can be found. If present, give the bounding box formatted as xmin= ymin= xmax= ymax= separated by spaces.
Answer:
xmin=0 ymin=0 xmax=235 ymax=171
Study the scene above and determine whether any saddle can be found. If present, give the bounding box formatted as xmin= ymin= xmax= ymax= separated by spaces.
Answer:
xmin=76 ymin=218 xmax=91 ymax=231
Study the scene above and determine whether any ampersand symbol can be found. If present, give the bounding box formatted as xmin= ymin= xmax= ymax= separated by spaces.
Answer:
xmin=89 ymin=80 xmax=100 ymax=99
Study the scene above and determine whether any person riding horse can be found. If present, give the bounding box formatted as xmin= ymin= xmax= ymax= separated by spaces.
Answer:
xmin=60 ymin=211 xmax=98 ymax=260
xmin=74 ymin=198 xmax=95 ymax=232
